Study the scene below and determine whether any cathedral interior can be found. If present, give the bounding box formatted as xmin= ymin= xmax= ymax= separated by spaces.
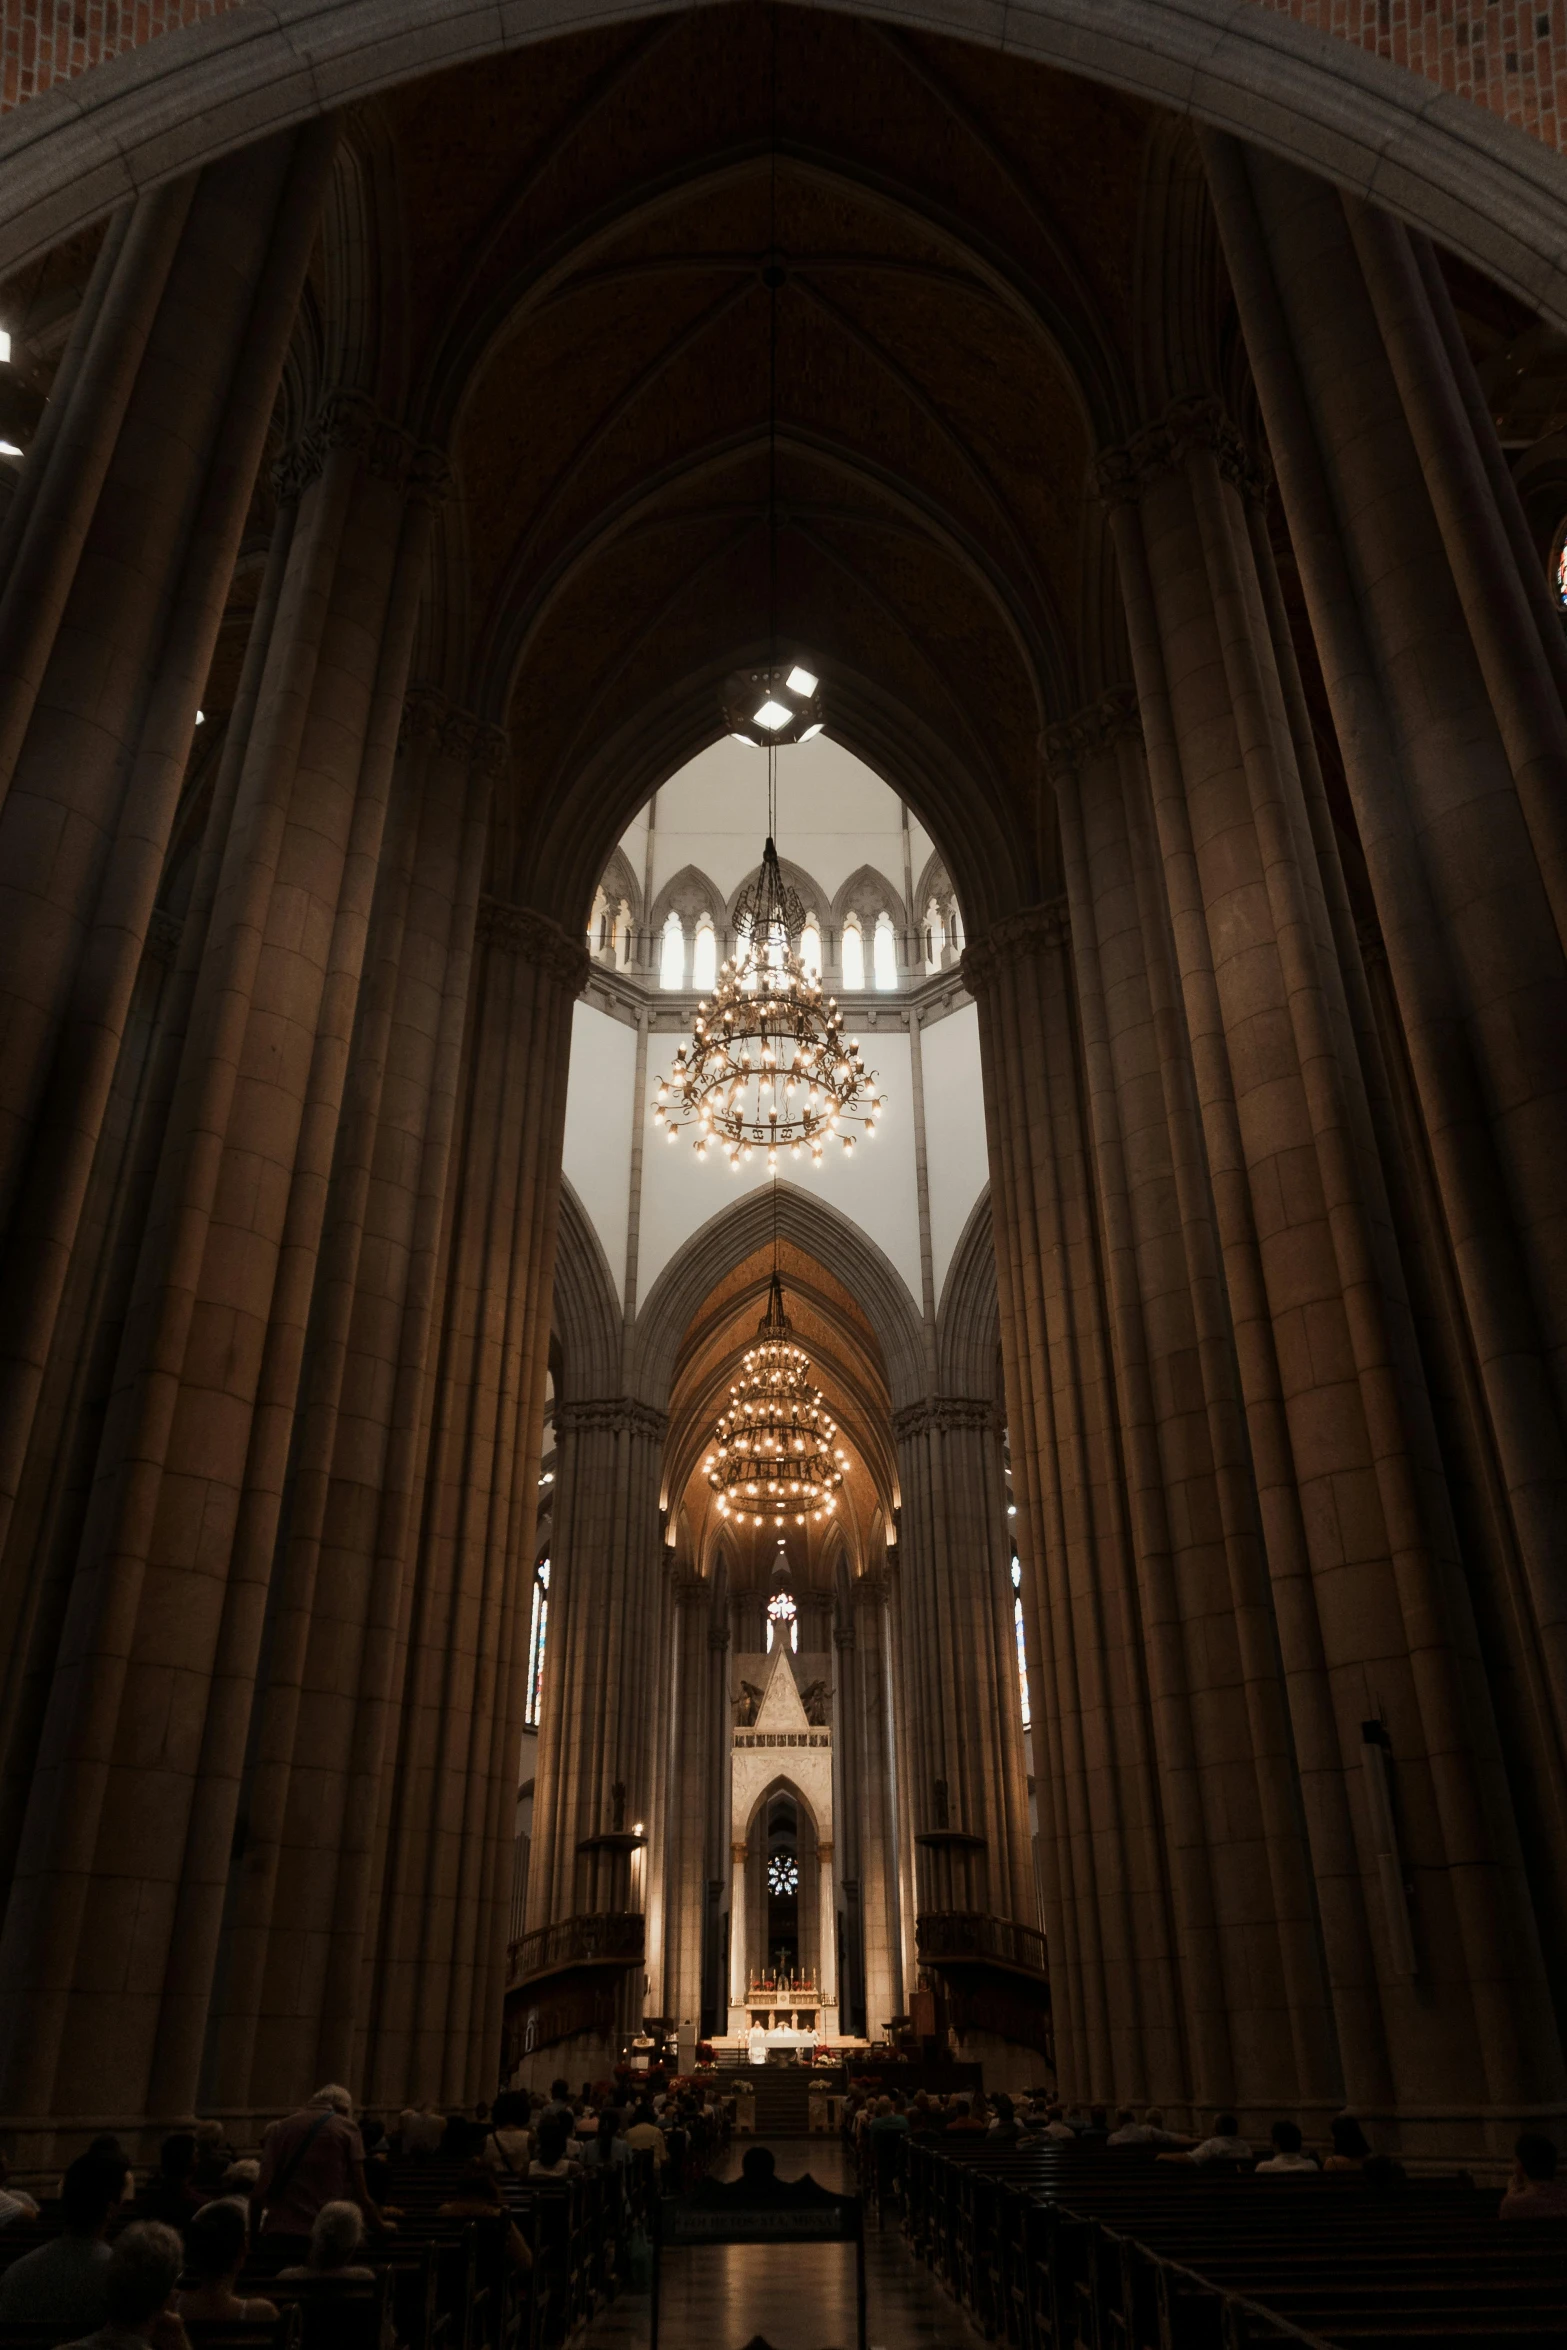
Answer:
xmin=3 ymin=0 xmax=1567 ymax=2294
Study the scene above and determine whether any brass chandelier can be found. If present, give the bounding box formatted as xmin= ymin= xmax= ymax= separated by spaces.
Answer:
xmin=652 ymin=832 xmax=885 ymax=1168
xmin=705 ymin=1273 xmax=846 ymax=1526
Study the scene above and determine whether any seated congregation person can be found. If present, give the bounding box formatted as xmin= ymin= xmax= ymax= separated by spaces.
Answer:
xmin=943 ymin=2098 xmax=986 ymax=2137
xmin=1160 ymin=2112 xmax=1252 ymax=2166
xmin=190 ymin=2120 xmax=236 ymax=2199
xmin=1109 ymin=2107 xmax=1190 ymax=2149
xmin=76 ymin=2135 xmax=136 ymax=2210
xmin=1255 ymin=2120 xmax=1318 ymax=2173
xmin=1500 ymin=2132 xmax=1567 ymax=2218
xmin=139 ymin=2134 xmax=203 ymax=2230
xmin=0 ymin=2142 xmax=39 ymax=2226
xmin=528 ymin=2115 xmax=576 ymax=2179
xmin=623 ymin=2103 xmax=667 ymax=2164
xmin=985 ymin=2094 xmax=1021 ymax=2144
xmin=485 ymin=2093 xmax=533 ymax=2176
xmin=1324 ymin=2116 xmax=1372 ymax=2173
xmin=0 ymin=2149 xmax=127 ymax=2329
xmin=276 ymin=2198 xmax=376 ymax=2283
xmin=582 ymin=2110 xmax=631 ymax=2171
xmin=58 ymin=2220 xmax=191 ymax=2350
xmin=174 ymin=2198 xmax=279 ymax=2325
xmin=437 ymin=2160 xmax=532 ymax=2271
xmin=221 ymin=2159 xmax=260 ymax=2195
xmin=253 ymin=2082 xmax=381 ymax=2264
xmin=399 ymin=2103 xmax=444 ymax=2155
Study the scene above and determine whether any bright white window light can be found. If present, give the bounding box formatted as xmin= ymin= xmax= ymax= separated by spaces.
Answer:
xmin=0 ymin=440 xmax=21 ymax=459
xmin=754 ymin=698 xmax=791 ymax=731
xmin=692 ymin=915 xmax=717 ymax=992
xmin=659 ymin=909 xmax=686 ymax=990
xmin=786 ymin=666 xmax=817 ymax=696
xmin=0 ymin=330 xmax=12 ymax=365
xmin=841 ymin=917 xmax=865 ymax=992
xmin=800 ymin=918 xmax=822 ymax=979
xmin=873 ymin=909 xmax=899 ymax=991
xmin=194 ymin=709 xmax=206 ymax=725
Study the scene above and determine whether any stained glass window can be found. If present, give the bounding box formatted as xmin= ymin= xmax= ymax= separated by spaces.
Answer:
xmin=525 ymin=1556 xmax=550 ymax=1727
xmin=1557 ymin=533 xmax=1567 ymax=610
xmin=768 ymin=1852 xmax=799 ymax=1896
xmin=766 ymin=1591 xmax=798 ymax=1654
xmin=1011 ymin=1554 xmax=1031 ymax=1730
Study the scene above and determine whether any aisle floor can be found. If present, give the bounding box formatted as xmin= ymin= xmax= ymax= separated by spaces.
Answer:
xmin=577 ymin=2140 xmax=989 ymax=2350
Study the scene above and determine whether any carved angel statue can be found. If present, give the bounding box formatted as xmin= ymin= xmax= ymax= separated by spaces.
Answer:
xmin=799 ymin=1678 xmax=830 ymax=1726
xmin=734 ymin=1680 xmax=764 ymax=1727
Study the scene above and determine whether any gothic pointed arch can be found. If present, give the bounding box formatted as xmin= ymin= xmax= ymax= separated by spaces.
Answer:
xmin=935 ymin=1188 xmax=1000 ymax=1401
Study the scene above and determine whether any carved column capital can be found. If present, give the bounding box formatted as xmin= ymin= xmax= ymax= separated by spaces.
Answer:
xmin=401 ymin=688 xmax=509 ymax=775
xmin=670 ymin=1569 xmax=708 ymax=1608
xmin=477 ymin=899 xmax=592 ymax=994
xmin=1043 ymin=686 xmax=1142 ymax=779
xmin=553 ymin=1395 xmax=669 ymax=1443
xmin=1095 ymin=394 xmax=1267 ymax=510
xmin=893 ymin=1395 xmax=1002 ymax=1444
xmin=273 ymin=388 xmax=451 ymax=505
xmin=731 ymin=1842 xmax=750 ymax=1866
xmin=960 ymin=897 xmax=1070 ymax=997
xmin=853 ymin=1566 xmax=891 ymax=1609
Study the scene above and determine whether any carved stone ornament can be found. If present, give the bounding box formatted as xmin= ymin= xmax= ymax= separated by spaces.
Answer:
xmin=960 ymin=898 xmax=1070 ymax=997
xmin=1044 ymin=686 xmax=1142 ymax=779
xmin=892 ymin=1395 xmax=1002 ymax=1444
xmin=1095 ymin=394 xmax=1268 ymax=510
xmin=553 ymin=1395 xmax=669 ymax=1443
xmin=273 ymin=388 xmax=451 ymax=506
xmin=477 ymin=899 xmax=593 ymax=994
xmin=400 ymin=688 xmax=508 ymax=775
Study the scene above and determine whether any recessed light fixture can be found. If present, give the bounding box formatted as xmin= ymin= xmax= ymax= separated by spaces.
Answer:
xmin=194 ymin=709 xmax=206 ymax=725
xmin=0 ymin=330 xmax=12 ymax=365
xmin=753 ymin=698 xmax=791 ymax=731
xmin=785 ymin=665 xmax=817 ymax=696
xmin=798 ymin=721 xmax=824 ymax=741
xmin=0 ymin=439 xmax=21 ymax=459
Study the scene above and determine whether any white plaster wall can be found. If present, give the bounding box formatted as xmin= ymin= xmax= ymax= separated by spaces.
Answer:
xmin=640 ymin=1027 xmax=921 ymax=1308
xmin=561 ymin=999 xmax=638 ymax=1304
xmin=645 ymin=736 xmax=923 ymax=911
xmin=923 ymin=1000 xmax=989 ymax=1304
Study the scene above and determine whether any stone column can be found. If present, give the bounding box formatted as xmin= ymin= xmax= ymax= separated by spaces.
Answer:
xmin=817 ymin=1840 xmax=837 ymax=2010
xmin=850 ymin=1571 xmax=902 ymax=2036
xmin=0 ymin=124 xmax=337 ymax=1751
xmin=891 ymin=1398 xmax=1034 ymax=1930
xmin=1045 ymin=693 xmax=1340 ymax=2120
xmin=729 ymin=1840 xmax=749 ymax=2017
xmin=524 ymin=1396 xmax=667 ymax=1935
xmin=201 ymin=694 xmax=498 ymax=2111
xmin=659 ymin=1570 xmax=712 ymax=2039
xmin=1101 ymin=388 xmax=1563 ymax=2133
xmin=361 ymin=899 xmax=585 ymax=2110
xmin=0 ymin=375 xmax=449 ymax=2132
xmin=1202 ymin=136 xmax=1567 ymax=2010
xmin=965 ymin=903 xmax=1176 ymax=2104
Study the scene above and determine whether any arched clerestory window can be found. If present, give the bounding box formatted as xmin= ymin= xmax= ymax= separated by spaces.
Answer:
xmin=526 ymin=1556 xmax=551 ymax=1727
xmin=1011 ymin=1554 xmax=1030 ymax=1730
xmin=692 ymin=913 xmax=717 ymax=992
xmin=800 ymin=915 xmax=822 ymax=979
xmin=659 ymin=909 xmax=686 ymax=990
xmin=873 ymin=909 xmax=899 ymax=991
xmin=840 ymin=915 xmax=865 ymax=991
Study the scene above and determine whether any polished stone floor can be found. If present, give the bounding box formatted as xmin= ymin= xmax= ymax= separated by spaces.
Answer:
xmin=578 ymin=2140 xmax=989 ymax=2350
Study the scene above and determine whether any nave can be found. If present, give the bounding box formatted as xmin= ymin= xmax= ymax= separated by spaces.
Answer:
xmin=578 ymin=2141 xmax=988 ymax=2350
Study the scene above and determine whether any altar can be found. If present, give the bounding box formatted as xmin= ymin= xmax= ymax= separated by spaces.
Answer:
xmin=744 ymin=2024 xmax=818 ymax=2063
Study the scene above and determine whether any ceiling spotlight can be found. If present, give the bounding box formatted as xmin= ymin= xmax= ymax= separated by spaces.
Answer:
xmin=754 ymin=698 xmax=791 ymax=730
xmin=798 ymin=722 xmax=824 ymax=742
xmin=786 ymin=665 xmax=818 ymax=696
xmin=0 ymin=439 xmax=21 ymax=459
xmin=0 ymin=330 xmax=11 ymax=365
xmin=194 ymin=709 xmax=206 ymax=725
xmin=723 ymin=659 xmax=825 ymax=748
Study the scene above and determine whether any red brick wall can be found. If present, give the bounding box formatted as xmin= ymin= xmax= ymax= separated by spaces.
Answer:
xmin=1 ymin=0 xmax=1566 ymax=145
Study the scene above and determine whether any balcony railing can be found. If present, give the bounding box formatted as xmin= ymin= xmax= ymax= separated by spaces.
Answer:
xmin=915 ymin=1910 xmax=1048 ymax=1980
xmin=507 ymin=1910 xmax=645 ymax=1992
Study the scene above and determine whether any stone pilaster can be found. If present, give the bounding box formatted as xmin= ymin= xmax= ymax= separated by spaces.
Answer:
xmin=1103 ymin=385 xmax=1563 ymax=2131
xmin=203 ymin=695 xmax=500 ymax=2109
xmin=0 ymin=368 xmax=452 ymax=2132
xmin=890 ymin=1396 xmax=1034 ymax=1930
xmin=0 ymin=129 xmax=338 ymax=1870
xmin=361 ymin=899 xmax=586 ymax=2108
xmin=524 ymin=1395 xmax=668 ymax=1938
xmin=1203 ymin=133 xmax=1567 ymax=2045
